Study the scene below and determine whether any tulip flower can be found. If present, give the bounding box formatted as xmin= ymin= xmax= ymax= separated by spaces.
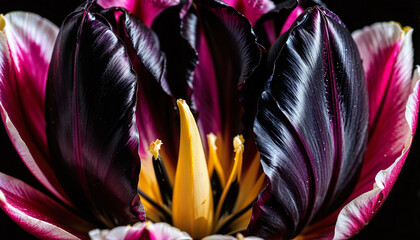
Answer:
xmin=0 ymin=0 xmax=418 ymax=240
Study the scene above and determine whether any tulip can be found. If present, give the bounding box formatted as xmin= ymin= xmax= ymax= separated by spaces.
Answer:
xmin=0 ymin=0 xmax=418 ymax=240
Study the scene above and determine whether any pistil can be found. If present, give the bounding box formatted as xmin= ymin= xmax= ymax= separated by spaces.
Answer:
xmin=172 ymin=99 xmax=214 ymax=238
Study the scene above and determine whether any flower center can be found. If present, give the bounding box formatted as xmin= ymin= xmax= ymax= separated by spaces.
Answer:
xmin=138 ymin=99 xmax=265 ymax=238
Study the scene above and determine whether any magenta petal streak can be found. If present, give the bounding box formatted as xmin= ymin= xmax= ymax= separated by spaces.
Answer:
xmin=350 ymin=23 xmax=415 ymax=204
xmin=97 ymin=0 xmax=181 ymax=27
xmin=279 ymin=6 xmax=304 ymax=35
xmin=222 ymin=0 xmax=275 ymax=25
xmin=0 ymin=12 xmax=70 ymax=205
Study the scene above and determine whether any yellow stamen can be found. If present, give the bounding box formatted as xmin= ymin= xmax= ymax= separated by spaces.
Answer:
xmin=148 ymin=139 xmax=162 ymax=160
xmin=215 ymin=135 xmax=244 ymax=221
xmin=207 ymin=133 xmax=227 ymax=187
xmin=402 ymin=26 xmax=412 ymax=34
xmin=0 ymin=15 xmax=5 ymax=32
xmin=389 ymin=21 xmax=412 ymax=35
xmin=235 ymin=153 xmax=263 ymax=212
xmin=172 ymin=99 xmax=213 ymax=238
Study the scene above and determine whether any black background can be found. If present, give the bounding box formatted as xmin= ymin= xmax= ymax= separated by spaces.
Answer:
xmin=0 ymin=0 xmax=419 ymax=239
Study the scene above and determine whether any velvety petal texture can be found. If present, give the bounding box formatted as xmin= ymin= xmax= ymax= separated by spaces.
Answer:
xmin=0 ymin=12 xmax=69 ymax=204
xmin=247 ymin=7 xmax=368 ymax=239
xmin=0 ymin=173 xmax=94 ymax=240
xmin=89 ymin=222 xmax=192 ymax=240
xmin=45 ymin=2 xmax=143 ymax=227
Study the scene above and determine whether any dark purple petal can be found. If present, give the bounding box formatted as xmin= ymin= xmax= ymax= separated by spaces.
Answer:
xmin=191 ymin=0 xmax=262 ymax=169
xmin=109 ymin=8 xmax=181 ymax=175
xmin=253 ymin=0 xmax=298 ymax=49
xmin=247 ymin=7 xmax=369 ymax=238
xmin=45 ymin=3 xmax=144 ymax=226
xmin=254 ymin=0 xmax=325 ymax=50
xmin=152 ymin=5 xmax=198 ymax=103
xmin=0 ymin=172 xmax=95 ymax=240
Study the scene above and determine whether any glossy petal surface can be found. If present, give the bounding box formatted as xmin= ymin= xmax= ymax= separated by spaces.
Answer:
xmin=248 ymin=7 xmax=368 ymax=239
xmin=46 ymin=3 xmax=143 ymax=226
xmin=152 ymin=6 xmax=198 ymax=102
xmin=105 ymin=7 xmax=180 ymax=174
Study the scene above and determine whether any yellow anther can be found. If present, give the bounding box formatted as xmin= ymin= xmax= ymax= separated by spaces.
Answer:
xmin=172 ymin=99 xmax=213 ymax=238
xmin=402 ymin=26 xmax=412 ymax=34
xmin=232 ymin=135 xmax=245 ymax=182
xmin=0 ymin=15 xmax=5 ymax=32
xmin=233 ymin=135 xmax=244 ymax=152
xmin=389 ymin=21 xmax=412 ymax=35
xmin=148 ymin=139 xmax=163 ymax=160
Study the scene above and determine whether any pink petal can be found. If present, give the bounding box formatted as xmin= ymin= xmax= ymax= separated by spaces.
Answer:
xmin=97 ymin=0 xmax=181 ymax=27
xmin=333 ymin=76 xmax=419 ymax=239
xmin=351 ymin=22 xmax=415 ymax=205
xmin=222 ymin=0 xmax=275 ymax=25
xmin=279 ymin=6 xmax=304 ymax=35
xmin=89 ymin=222 xmax=192 ymax=240
xmin=0 ymin=172 xmax=95 ymax=240
xmin=0 ymin=12 xmax=70 ymax=205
